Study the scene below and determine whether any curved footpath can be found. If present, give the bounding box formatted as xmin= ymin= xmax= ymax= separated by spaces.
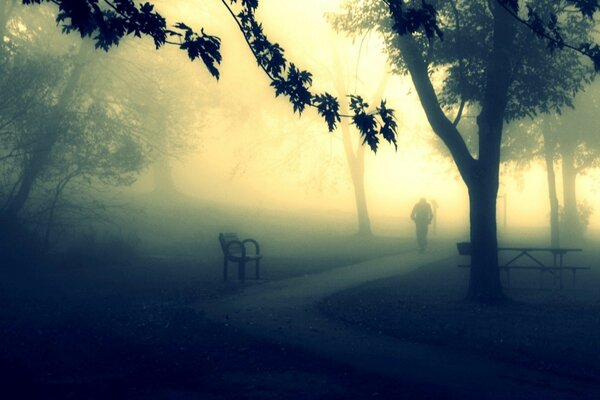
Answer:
xmin=198 ymin=245 xmax=600 ymax=399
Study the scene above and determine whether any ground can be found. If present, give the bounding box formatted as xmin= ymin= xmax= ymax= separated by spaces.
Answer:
xmin=0 ymin=234 xmax=415 ymax=399
xmin=2 ymin=232 xmax=600 ymax=399
xmin=320 ymin=251 xmax=600 ymax=383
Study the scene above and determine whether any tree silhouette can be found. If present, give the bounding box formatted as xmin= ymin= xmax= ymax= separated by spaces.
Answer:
xmin=333 ymin=0 xmax=598 ymax=302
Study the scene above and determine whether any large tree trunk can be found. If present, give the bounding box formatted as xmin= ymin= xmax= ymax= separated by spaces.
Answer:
xmin=468 ymin=178 xmax=502 ymax=300
xmin=561 ymin=142 xmax=580 ymax=240
xmin=467 ymin=112 xmax=504 ymax=301
xmin=543 ymin=132 xmax=560 ymax=247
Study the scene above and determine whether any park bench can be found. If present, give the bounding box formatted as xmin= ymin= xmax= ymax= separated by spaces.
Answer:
xmin=219 ymin=232 xmax=262 ymax=282
xmin=456 ymin=242 xmax=590 ymax=289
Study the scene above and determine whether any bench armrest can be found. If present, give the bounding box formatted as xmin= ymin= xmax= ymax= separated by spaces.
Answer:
xmin=242 ymin=238 xmax=260 ymax=255
xmin=225 ymin=240 xmax=245 ymax=257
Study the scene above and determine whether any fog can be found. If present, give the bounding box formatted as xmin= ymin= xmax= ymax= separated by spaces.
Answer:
xmin=3 ymin=0 xmax=598 ymax=243
xmin=2 ymin=1 xmax=600 ymax=398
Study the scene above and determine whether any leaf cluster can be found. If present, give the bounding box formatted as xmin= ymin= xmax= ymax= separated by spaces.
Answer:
xmin=228 ymin=0 xmax=398 ymax=151
xmin=384 ymin=0 xmax=443 ymax=40
xmin=498 ymin=0 xmax=600 ymax=70
xmin=23 ymin=0 xmax=399 ymax=152
xmin=22 ymin=0 xmax=223 ymax=78
xmin=349 ymin=96 xmax=398 ymax=153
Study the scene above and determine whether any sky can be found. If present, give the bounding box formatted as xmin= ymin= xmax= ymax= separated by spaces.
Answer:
xmin=127 ymin=0 xmax=600 ymax=233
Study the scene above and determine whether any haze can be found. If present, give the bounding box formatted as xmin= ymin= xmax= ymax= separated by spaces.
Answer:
xmin=2 ymin=1 xmax=600 ymax=398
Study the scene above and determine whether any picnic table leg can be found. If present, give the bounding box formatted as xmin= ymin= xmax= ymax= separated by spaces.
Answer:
xmin=255 ymin=259 xmax=260 ymax=279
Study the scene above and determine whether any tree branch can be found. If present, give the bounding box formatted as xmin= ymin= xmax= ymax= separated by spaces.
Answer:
xmin=495 ymin=0 xmax=599 ymax=65
xmin=394 ymin=33 xmax=476 ymax=181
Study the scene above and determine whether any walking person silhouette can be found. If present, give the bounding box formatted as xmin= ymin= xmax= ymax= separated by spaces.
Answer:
xmin=411 ymin=198 xmax=433 ymax=253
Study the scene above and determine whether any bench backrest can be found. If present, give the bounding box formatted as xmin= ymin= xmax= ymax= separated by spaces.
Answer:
xmin=219 ymin=232 xmax=243 ymax=255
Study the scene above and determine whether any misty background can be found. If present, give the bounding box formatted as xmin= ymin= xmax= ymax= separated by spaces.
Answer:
xmin=2 ymin=1 xmax=600 ymax=398
xmin=3 ymin=0 xmax=599 ymax=262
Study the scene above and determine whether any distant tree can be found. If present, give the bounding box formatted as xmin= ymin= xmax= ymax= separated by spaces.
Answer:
xmin=499 ymin=81 xmax=600 ymax=247
xmin=332 ymin=60 xmax=390 ymax=236
xmin=0 ymin=7 xmax=154 ymax=238
xmin=0 ymin=42 xmax=154 ymax=240
xmin=549 ymin=84 xmax=600 ymax=239
xmin=114 ymin=47 xmax=208 ymax=197
xmin=0 ymin=46 xmax=89 ymax=222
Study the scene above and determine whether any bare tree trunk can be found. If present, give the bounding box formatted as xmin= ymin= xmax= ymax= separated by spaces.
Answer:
xmin=351 ymin=138 xmax=371 ymax=236
xmin=543 ymin=132 xmax=560 ymax=247
xmin=334 ymin=77 xmax=373 ymax=235
xmin=561 ymin=142 xmax=580 ymax=240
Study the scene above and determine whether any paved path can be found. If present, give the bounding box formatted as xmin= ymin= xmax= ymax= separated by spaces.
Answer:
xmin=199 ymin=245 xmax=600 ymax=399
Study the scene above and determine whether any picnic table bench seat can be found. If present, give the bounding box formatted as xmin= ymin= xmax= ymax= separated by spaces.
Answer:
xmin=219 ymin=232 xmax=262 ymax=282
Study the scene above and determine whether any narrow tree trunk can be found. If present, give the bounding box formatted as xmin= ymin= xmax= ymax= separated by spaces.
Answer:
xmin=332 ymin=47 xmax=378 ymax=237
xmin=339 ymin=115 xmax=372 ymax=236
xmin=350 ymin=143 xmax=371 ymax=235
xmin=561 ymin=144 xmax=579 ymax=240
xmin=543 ymin=132 xmax=560 ymax=247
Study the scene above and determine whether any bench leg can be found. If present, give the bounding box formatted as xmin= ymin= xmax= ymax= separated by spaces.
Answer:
xmin=256 ymin=259 xmax=260 ymax=280
xmin=238 ymin=261 xmax=246 ymax=283
xmin=559 ymin=268 xmax=564 ymax=290
xmin=223 ymin=258 xmax=228 ymax=281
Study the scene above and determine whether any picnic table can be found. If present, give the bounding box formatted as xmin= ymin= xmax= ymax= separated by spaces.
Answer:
xmin=457 ymin=243 xmax=590 ymax=289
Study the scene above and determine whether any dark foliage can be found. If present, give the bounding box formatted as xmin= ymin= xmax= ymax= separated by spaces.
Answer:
xmin=498 ymin=0 xmax=600 ymax=70
xmin=381 ymin=0 xmax=600 ymax=71
xmin=22 ymin=0 xmax=399 ymax=152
